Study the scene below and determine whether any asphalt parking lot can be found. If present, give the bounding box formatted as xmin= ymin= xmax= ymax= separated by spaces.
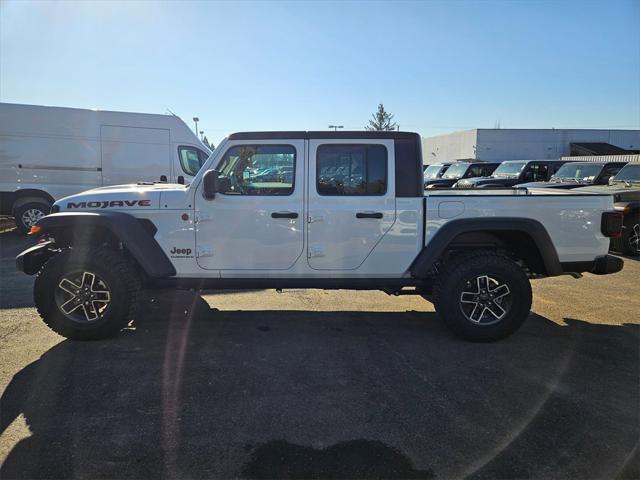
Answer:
xmin=0 ymin=230 xmax=638 ymax=479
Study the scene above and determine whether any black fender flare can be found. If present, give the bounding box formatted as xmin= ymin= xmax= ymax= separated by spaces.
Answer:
xmin=20 ymin=212 xmax=176 ymax=278
xmin=410 ymin=217 xmax=562 ymax=277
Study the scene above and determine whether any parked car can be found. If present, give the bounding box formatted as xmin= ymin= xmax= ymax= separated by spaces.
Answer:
xmin=516 ymin=161 xmax=627 ymax=190
xmin=423 ymin=163 xmax=452 ymax=183
xmin=18 ymin=131 xmax=623 ymax=343
xmin=576 ymin=163 xmax=640 ymax=256
xmin=424 ymin=162 xmax=500 ymax=189
xmin=453 ymin=160 xmax=568 ymax=188
xmin=0 ymin=102 xmax=210 ymax=233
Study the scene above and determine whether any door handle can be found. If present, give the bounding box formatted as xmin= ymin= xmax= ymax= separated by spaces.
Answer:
xmin=178 ymin=175 xmax=185 ymax=184
xmin=356 ymin=212 xmax=383 ymax=219
xmin=160 ymin=175 xmax=167 ymax=182
xmin=271 ymin=211 xmax=299 ymax=219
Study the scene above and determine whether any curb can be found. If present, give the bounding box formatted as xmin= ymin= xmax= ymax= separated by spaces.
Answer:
xmin=0 ymin=216 xmax=17 ymax=233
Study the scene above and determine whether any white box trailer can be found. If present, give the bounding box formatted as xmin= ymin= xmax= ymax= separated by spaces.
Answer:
xmin=0 ymin=102 xmax=211 ymax=232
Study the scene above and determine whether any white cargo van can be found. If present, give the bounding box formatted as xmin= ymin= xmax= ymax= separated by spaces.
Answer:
xmin=0 ymin=103 xmax=210 ymax=232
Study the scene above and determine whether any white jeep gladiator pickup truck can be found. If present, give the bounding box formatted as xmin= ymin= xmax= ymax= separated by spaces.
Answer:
xmin=16 ymin=131 xmax=624 ymax=342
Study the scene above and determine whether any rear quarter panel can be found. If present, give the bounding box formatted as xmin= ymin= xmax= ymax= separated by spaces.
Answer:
xmin=425 ymin=192 xmax=613 ymax=262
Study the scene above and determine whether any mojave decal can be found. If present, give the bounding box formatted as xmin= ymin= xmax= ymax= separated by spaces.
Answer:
xmin=67 ymin=200 xmax=152 ymax=208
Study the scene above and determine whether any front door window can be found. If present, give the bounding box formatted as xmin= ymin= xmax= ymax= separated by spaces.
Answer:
xmin=216 ymin=145 xmax=295 ymax=195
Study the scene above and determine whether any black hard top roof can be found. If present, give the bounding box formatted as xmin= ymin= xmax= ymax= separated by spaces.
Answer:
xmin=227 ymin=131 xmax=420 ymax=141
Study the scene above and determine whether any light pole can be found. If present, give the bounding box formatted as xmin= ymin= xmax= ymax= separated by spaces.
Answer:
xmin=193 ymin=117 xmax=199 ymax=134
xmin=200 ymin=130 xmax=204 ymax=140
xmin=328 ymin=125 xmax=344 ymax=131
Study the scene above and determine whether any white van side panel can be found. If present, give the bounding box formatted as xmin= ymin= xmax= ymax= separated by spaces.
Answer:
xmin=100 ymin=126 xmax=171 ymax=185
xmin=0 ymin=132 xmax=101 ymax=200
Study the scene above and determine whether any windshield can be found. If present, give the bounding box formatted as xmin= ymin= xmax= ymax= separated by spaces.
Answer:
xmin=611 ymin=164 xmax=640 ymax=183
xmin=424 ymin=165 xmax=444 ymax=179
xmin=551 ymin=163 xmax=602 ymax=182
xmin=442 ymin=163 xmax=469 ymax=179
xmin=492 ymin=161 xmax=527 ymax=177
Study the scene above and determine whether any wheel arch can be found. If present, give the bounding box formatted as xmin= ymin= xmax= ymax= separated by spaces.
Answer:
xmin=410 ymin=218 xmax=562 ymax=277
xmin=31 ymin=212 xmax=176 ymax=279
xmin=11 ymin=189 xmax=55 ymax=211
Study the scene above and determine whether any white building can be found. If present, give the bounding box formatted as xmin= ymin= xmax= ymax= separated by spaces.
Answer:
xmin=422 ymin=129 xmax=640 ymax=164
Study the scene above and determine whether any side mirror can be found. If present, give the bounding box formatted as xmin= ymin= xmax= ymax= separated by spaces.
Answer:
xmin=203 ymin=170 xmax=219 ymax=199
xmin=202 ymin=170 xmax=231 ymax=199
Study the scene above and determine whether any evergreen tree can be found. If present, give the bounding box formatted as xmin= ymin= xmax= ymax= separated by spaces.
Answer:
xmin=203 ymin=136 xmax=215 ymax=150
xmin=365 ymin=103 xmax=398 ymax=131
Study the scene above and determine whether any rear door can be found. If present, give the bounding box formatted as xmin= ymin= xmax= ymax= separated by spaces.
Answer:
xmin=307 ymin=139 xmax=396 ymax=270
xmin=100 ymin=126 xmax=171 ymax=185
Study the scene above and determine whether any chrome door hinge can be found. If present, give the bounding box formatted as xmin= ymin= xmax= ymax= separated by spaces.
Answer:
xmin=308 ymin=245 xmax=324 ymax=258
xmin=196 ymin=246 xmax=213 ymax=258
xmin=195 ymin=213 xmax=212 ymax=224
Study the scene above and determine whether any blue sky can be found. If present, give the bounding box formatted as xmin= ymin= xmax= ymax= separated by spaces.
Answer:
xmin=1 ymin=0 xmax=638 ymax=146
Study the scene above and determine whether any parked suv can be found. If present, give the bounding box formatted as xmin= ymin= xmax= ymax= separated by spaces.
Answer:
xmin=517 ymin=161 xmax=627 ymax=190
xmin=454 ymin=160 xmax=568 ymax=188
xmin=577 ymin=163 xmax=640 ymax=256
xmin=423 ymin=163 xmax=452 ymax=184
xmin=425 ymin=162 xmax=500 ymax=189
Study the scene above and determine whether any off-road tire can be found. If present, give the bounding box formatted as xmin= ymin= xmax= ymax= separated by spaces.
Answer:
xmin=433 ymin=251 xmax=532 ymax=342
xmin=13 ymin=201 xmax=51 ymax=234
xmin=613 ymin=214 xmax=640 ymax=257
xmin=34 ymin=246 xmax=141 ymax=340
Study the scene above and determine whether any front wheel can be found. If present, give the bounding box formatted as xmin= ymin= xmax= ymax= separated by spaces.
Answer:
xmin=434 ymin=252 xmax=532 ymax=342
xmin=34 ymin=246 xmax=141 ymax=340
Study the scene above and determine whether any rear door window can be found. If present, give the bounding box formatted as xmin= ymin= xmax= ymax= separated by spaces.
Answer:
xmin=317 ymin=144 xmax=387 ymax=195
xmin=527 ymin=163 xmax=550 ymax=181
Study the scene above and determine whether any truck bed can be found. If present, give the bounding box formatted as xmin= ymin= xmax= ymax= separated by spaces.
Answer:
xmin=424 ymin=188 xmax=614 ymax=263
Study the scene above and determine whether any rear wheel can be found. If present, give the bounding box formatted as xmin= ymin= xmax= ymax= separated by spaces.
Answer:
xmin=34 ymin=246 xmax=141 ymax=340
xmin=13 ymin=201 xmax=51 ymax=234
xmin=434 ymin=251 xmax=532 ymax=342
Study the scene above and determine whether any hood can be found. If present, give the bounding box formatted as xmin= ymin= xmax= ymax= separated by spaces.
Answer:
xmin=424 ymin=178 xmax=456 ymax=188
xmin=54 ymin=183 xmax=188 ymax=212
xmin=516 ymin=181 xmax=583 ymax=190
xmin=457 ymin=176 xmax=517 ymax=188
xmin=455 ymin=176 xmax=491 ymax=187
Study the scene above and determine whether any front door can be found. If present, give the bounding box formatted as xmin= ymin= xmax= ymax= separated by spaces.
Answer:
xmin=195 ymin=140 xmax=304 ymax=270
xmin=307 ymin=139 xmax=396 ymax=270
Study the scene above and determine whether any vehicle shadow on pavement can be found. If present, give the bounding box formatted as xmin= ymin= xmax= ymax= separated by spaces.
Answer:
xmin=1 ymin=292 xmax=639 ymax=479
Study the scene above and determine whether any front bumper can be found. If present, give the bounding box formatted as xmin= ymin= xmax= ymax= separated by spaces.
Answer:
xmin=16 ymin=240 xmax=56 ymax=275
